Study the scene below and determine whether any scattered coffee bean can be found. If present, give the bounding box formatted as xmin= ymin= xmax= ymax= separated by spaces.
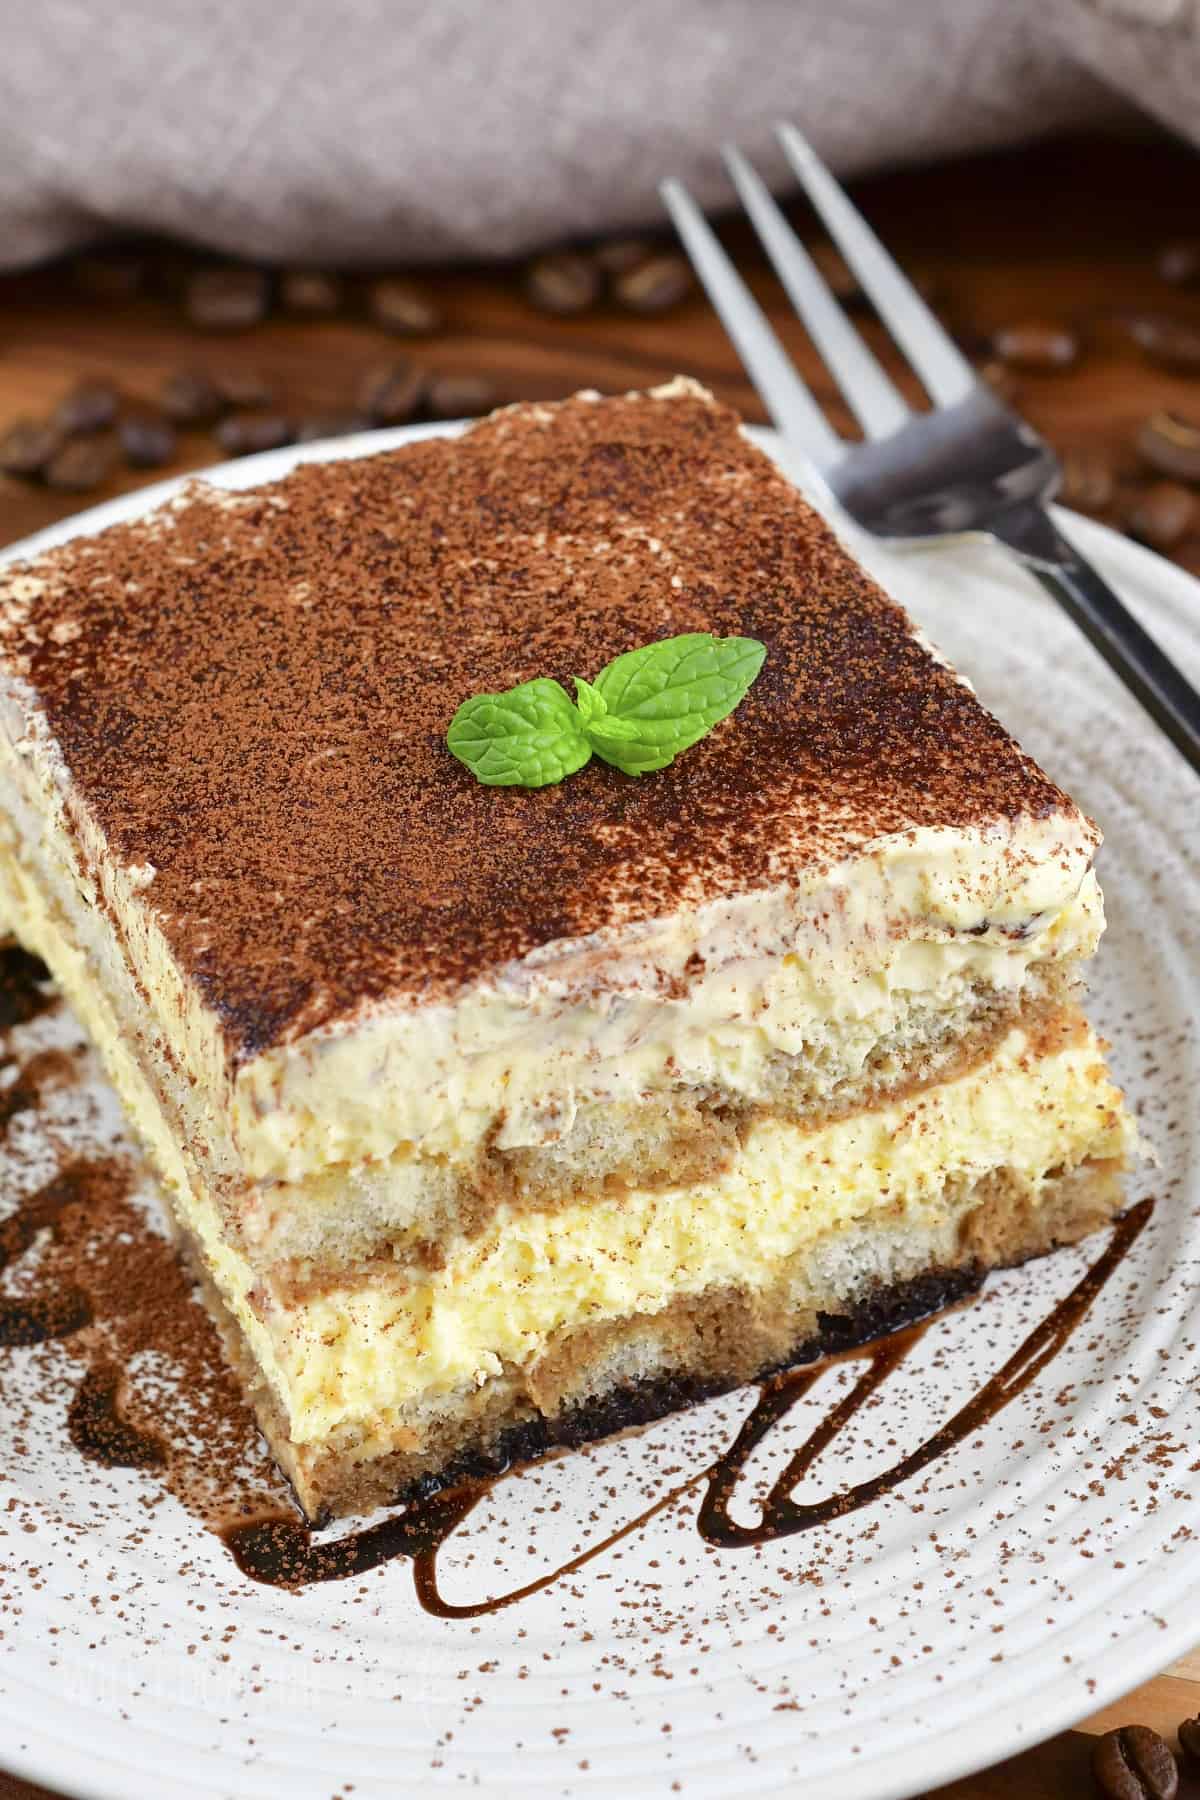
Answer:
xmin=953 ymin=325 xmax=991 ymax=361
xmin=215 ymin=414 xmax=293 ymax=456
xmin=613 ymin=252 xmax=694 ymax=315
xmin=1128 ymin=314 xmax=1200 ymax=372
xmin=44 ymin=433 xmax=119 ymax=492
xmin=72 ymin=250 xmax=145 ymax=300
xmin=1060 ymin=447 xmax=1115 ymax=513
xmin=185 ymin=267 xmax=270 ymax=332
xmin=295 ymin=413 xmax=373 ymax=444
xmin=525 ymin=251 xmax=600 ymax=316
xmin=212 ymin=368 xmax=274 ymax=410
xmin=1092 ymin=1727 xmax=1178 ymax=1800
xmin=811 ymin=242 xmax=860 ymax=304
xmin=280 ymin=268 xmax=344 ymax=316
xmin=1178 ymin=1715 xmax=1200 ymax=1768
xmin=1136 ymin=410 xmax=1200 ymax=483
xmin=1157 ymin=242 xmax=1200 ymax=288
xmin=0 ymin=418 xmax=63 ymax=478
xmin=54 ymin=381 xmax=119 ymax=435
xmin=368 ymin=278 xmax=442 ymax=336
xmin=425 ymin=374 xmax=497 ymax=420
xmin=357 ymin=360 xmax=427 ymax=425
xmin=160 ymin=368 xmax=224 ymax=426
xmin=1126 ymin=481 xmax=1196 ymax=550
xmin=119 ymin=415 xmax=178 ymax=469
xmin=593 ymin=236 xmax=655 ymax=277
xmin=152 ymin=249 xmax=204 ymax=300
xmin=991 ymin=322 xmax=1078 ymax=371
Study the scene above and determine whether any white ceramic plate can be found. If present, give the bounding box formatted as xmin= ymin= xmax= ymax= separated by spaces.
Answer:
xmin=2 ymin=424 xmax=1199 ymax=1800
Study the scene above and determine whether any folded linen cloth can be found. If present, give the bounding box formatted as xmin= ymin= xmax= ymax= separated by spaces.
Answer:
xmin=0 ymin=0 xmax=1194 ymax=270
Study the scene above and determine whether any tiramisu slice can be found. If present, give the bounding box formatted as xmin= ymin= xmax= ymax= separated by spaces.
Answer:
xmin=0 ymin=382 xmax=1135 ymax=1521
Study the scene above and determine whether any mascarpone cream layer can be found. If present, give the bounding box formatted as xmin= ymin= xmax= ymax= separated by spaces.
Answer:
xmin=213 ymin=1023 xmax=1134 ymax=1444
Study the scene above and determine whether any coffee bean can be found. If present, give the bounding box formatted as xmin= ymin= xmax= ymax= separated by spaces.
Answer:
xmin=119 ymin=415 xmax=178 ymax=469
xmin=214 ymin=414 xmax=293 ymax=456
xmin=55 ymin=381 xmax=119 ymax=435
xmin=991 ymin=322 xmax=1078 ymax=371
xmin=1136 ymin=410 xmax=1200 ymax=483
xmin=212 ymin=368 xmax=274 ymax=410
xmin=1129 ymin=314 xmax=1200 ymax=372
xmin=280 ymin=269 xmax=344 ymax=316
xmin=1157 ymin=242 xmax=1200 ymax=287
xmin=152 ymin=249 xmax=204 ymax=300
xmin=525 ymin=252 xmax=600 ymax=316
xmin=1060 ymin=447 xmax=1115 ymax=514
xmin=1126 ymin=481 xmax=1196 ymax=550
xmin=368 ymin=278 xmax=442 ymax=336
xmin=44 ymin=433 xmax=119 ymax=492
xmin=185 ymin=268 xmax=270 ymax=331
xmin=425 ymin=374 xmax=497 ymax=420
xmin=0 ymin=419 xmax=63 ymax=478
xmin=160 ymin=369 xmax=224 ymax=426
xmin=295 ymin=413 xmax=373 ymax=444
xmin=1092 ymin=1727 xmax=1178 ymax=1800
xmin=1178 ymin=1715 xmax=1200 ymax=1768
xmin=593 ymin=237 xmax=655 ymax=277
xmin=357 ymin=360 xmax=427 ymax=425
xmin=72 ymin=250 xmax=145 ymax=300
xmin=613 ymin=252 xmax=694 ymax=315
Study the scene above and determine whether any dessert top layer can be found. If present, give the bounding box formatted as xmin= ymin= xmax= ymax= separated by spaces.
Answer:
xmin=0 ymin=381 xmax=1085 ymax=1059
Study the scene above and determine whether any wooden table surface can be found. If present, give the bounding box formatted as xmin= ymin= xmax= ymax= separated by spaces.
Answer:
xmin=1 ymin=131 xmax=1199 ymax=1799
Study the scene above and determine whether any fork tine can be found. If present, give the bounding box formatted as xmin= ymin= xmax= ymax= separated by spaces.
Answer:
xmin=777 ymin=124 xmax=976 ymax=409
xmin=659 ymin=177 xmax=844 ymax=469
xmin=722 ymin=145 xmax=909 ymax=441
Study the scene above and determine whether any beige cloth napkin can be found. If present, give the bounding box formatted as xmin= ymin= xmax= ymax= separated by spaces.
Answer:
xmin=0 ymin=0 xmax=1194 ymax=270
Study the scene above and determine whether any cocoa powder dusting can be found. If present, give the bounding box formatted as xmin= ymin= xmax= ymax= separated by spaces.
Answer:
xmin=0 ymin=952 xmax=287 ymax=1533
xmin=3 ymin=1144 xmax=284 ymax=1525
xmin=0 ymin=387 xmax=1077 ymax=1060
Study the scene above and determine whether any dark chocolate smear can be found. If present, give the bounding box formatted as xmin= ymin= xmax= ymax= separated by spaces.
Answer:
xmin=67 ymin=1357 xmax=167 ymax=1470
xmin=0 ymin=1165 xmax=94 ymax=1346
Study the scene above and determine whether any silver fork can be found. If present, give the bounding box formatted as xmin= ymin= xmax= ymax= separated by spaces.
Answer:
xmin=661 ymin=126 xmax=1200 ymax=776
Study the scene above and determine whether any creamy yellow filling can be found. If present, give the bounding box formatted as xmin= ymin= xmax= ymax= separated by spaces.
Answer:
xmin=236 ymin=1025 xmax=1131 ymax=1443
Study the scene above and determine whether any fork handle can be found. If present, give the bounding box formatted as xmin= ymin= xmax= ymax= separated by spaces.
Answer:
xmin=988 ymin=501 xmax=1200 ymax=778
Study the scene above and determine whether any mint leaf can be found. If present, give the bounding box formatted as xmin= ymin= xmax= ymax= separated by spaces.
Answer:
xmin=590 ymin=633 xmax=766 ymax=775
xmin=573 ymin=677 xmax=641 ymax=749
xmin=571 ymin=676 xmax=609 ymax=730
xmin=445 ymin=634 xmax=767 ymax=788
xmin=446 ymin=677 xmax=591 ymax=788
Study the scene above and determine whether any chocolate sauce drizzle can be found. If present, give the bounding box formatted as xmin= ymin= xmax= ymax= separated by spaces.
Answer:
xmin=67 ymin=1358 xmax=167 ymax=1471
xmin=224 ymin=1484 xmax=482 ymax=1588
xmin=223 ymin=1199 xmax=1152 ymax=1614
xmin=0 ymin=945 xmax=53 ymax=1033
xmin=0 ymin=1166 xmax=93 ymax=1348
xmin=699 ymin=1199 xmax=1150 ymax=1547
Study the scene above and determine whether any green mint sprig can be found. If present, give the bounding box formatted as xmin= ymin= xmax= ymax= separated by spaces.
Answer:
xmin=446 ymin=632 xmax=766 ymax=788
